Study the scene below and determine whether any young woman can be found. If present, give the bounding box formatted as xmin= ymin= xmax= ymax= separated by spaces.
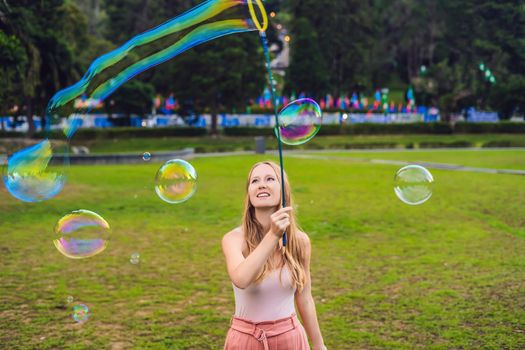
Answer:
xmin=222 ymin=161 xmax=327 ymax=350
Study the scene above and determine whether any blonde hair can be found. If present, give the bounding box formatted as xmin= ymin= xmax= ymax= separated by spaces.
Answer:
xmin=242 ymin=161 xmax=307 ymax=292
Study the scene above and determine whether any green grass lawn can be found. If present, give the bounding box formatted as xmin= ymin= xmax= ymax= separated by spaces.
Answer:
xmin=298 ymin=149 xmax=525 ymax=171
xmin=1 ymin=151 xmax=524 ymax=349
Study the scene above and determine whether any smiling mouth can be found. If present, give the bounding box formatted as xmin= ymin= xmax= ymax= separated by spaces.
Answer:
xmin=257 ymin=192 xmax=270 ymax=198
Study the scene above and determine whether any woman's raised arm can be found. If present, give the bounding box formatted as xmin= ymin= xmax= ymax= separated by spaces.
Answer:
xmin=221 ymin=207 xmax=293 ymax=289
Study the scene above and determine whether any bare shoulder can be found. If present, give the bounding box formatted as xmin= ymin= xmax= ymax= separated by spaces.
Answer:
xmin=222 ymin=227 xmax=244 ymax=248
xmin=222 ymin=227 xmax=247 ymax=259
xmin=296 ymin=230 xmax=311 ymax=248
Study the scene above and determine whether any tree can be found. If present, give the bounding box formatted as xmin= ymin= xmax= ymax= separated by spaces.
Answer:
xmin=111 ymin=80 xmax=154 ymax=125
xmin=151 ymin=32 xmax=266 ymax=133
xmin=284 ymin=17 xmax=329 ymax=99
xmin=0 ymin=32 xmax=27 ymax=128
xmin=0 ymin=0 xmax=88 ymax=134
xmin=286 ymin=0 xmax=374 ymax=96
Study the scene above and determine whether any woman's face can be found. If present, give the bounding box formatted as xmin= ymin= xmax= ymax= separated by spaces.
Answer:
xmin=248 ymin=164 xmax=281 ymax=208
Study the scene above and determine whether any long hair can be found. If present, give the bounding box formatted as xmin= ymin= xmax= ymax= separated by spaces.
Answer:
xmin=241 ymin=161 xmax=307 ymax=292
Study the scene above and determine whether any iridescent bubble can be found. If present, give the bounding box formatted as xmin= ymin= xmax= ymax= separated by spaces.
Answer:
xmin=2 ymin=140 xmax=67 ymax=202
xmin=72 ymin=304 xmax=90 ymax=323
xmin=155 ymin=159 xmax=197 ymax=204
xmin=53 ymin=210 xmax=110 ymax=259
xmin=130 ymin=252 xmax=140 ymax=265
xmin=66 ymin=296 xmax=74 ymax=304
xmin=277 ymin=98 xmax=322 ymax=145
xmin=394 ymin=165 xmax=434 ymax=205
xmin=142 ymin=152 xmax=151 ymax=161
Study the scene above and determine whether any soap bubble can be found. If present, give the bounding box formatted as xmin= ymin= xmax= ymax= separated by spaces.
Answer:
xmin=2 ymin=139 xmax=68 ymax=202
xmin=142 ymin=152 xmax=151 ymax=161
xmin=130 ymin=252 xmax=140 ymax=265
xmin=72 ymin=304 xmax=89 ymax=323
xmin=155 ymin=159 xmax=197 ymax=204
xmin=53 ymin=210 xmax=110 ymax=259
xmin=394 ymin=165 xmax=434 ymax=205
xmin=66 ymin=296 xmax=74 ymax=304
xmin=277 ymin=98 xmax=322 ymax=145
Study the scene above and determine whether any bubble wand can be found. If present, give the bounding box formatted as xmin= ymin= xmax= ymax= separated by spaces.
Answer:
xmin=247 ymin=0 xmax=287 ymax=246
xmin=259 ymin=31 xmax=287 ymax=247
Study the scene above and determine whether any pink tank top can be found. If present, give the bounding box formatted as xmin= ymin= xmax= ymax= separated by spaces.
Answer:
xmin=233 ymin=266 xmax=296 ymax=322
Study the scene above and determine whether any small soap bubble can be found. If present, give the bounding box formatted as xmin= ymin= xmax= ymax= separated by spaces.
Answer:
xmin=66 ymin=296 xmax=74 ymax=304
xmin=72 ymin=304 xmax=90 ymax=323
xmin=142 ymin=152 xmax=151 ymax=161
xmin=130 ymin=252 xmax=140 ymax=265
xmin=277 ymin=98 xmax=322 ymax=145
xmin=394 ymin=165 xmax=434 ymax=205
xmin=155 ymin=159 xmax=197 ymax=204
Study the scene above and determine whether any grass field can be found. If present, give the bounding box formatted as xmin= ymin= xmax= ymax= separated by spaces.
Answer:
xmin=297 ymin=149 xmax=525 ymax=171
xmin=69 ymin=134 xmax=525 ymax=154
xmin=1 ymin=149 xmax=524 ymax=349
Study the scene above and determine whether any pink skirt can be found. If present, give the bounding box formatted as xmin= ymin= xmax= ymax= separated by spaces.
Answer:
xmin=224 ymin=313 xmax=310 ymax=350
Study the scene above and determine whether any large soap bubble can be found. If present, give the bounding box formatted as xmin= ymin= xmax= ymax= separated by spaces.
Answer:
xmin=53 ymin=210 xmax=110 ymax=259
xmin=2 ymin=139 xmax=68 ymax=202
xmin=394 ymin=165 xmax=434 ymax=205
xmin=155 ymin=159 xmax=197 ymax=204
xmin=277 ymin=98 xmax=323 ymax=145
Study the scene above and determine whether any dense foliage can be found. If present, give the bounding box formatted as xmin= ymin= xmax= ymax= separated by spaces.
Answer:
xmin=1 ymin=0 xmax=524 ymax=134
xmin=285 ymin=0 xmax=525 ymax=118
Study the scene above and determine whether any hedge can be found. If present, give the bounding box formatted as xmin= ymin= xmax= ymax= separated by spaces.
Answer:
xmin=30 ymin=127 xmax=208 ymax=140
xmin=317 ymin=122 xmax=455 ymax=135
xmin=223 ymin=124 xmax=454 ymax=137
xmin=1 ymin=122 xmax=524 ymax=139
xmin=454 ymin=122 xmax=525 ymax=133
xmin=224 ymin=122 xmax=524 ymax=136
xmin=223 ymin=127 xmax=275 ymax=136
xmin=0 ymin=130 xmax=24 ymax=138
xmin=419 ymin=140 xmax=474 ymax=148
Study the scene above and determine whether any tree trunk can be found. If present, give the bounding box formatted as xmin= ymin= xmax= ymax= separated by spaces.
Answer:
xmin=211 ymin=109 xmax=218 ymax=135
xmin=25 ymin=96 xmax=35 ymax=136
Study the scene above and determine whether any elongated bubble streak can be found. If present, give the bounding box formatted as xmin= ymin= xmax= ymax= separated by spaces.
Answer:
xmin=45 ymin=0 xmax=267 ymax=139
xmin=90 ymin=20 xmax=250 ymax=101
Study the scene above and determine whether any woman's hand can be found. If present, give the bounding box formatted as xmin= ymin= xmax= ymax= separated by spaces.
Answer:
xmin=269 ymin=206 xmax=293 ymax=238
